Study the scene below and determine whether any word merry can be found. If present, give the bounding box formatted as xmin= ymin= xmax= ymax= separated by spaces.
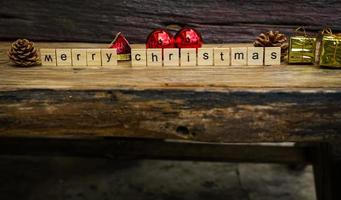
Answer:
xmin=132 ymin=47 xmax=281 ymax=67
xmin=40 ymin=49 xmax=117 ymax=66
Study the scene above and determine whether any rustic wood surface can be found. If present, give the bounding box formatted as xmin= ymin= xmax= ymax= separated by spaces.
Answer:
xmin=0 ymin=0 xmax=340 ymax=43
xmin=1 ymin=42 xmax=341 ymax=143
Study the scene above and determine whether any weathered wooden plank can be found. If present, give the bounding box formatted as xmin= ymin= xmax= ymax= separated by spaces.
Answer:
xmin=1 ymin=89 xmax=341 ymax=142
xmin=2 ymin=42 xmax=341 ymax=91
xmin=0 ymin=136 xmax=311 ymax=164
xmin=0 ymin=0 xmax=340 ymax=43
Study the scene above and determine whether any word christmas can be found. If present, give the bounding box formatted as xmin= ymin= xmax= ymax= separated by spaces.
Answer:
xmin=40 ymin=47 xmax=281 ymax=67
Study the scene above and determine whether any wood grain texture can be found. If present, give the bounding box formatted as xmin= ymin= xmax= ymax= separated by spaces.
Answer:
xmin=0 ymin=0 xmax=340 ymax=43
xmin=1 ymin=42 xmax=341 ymax=143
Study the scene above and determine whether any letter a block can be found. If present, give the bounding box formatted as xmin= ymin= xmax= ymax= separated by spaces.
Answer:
xmin=264 ymin=47 xmax=281 ymax=65
xmin=72 ymin=49 xmax=87 ymax=66
xmin=163 ymin=48 xmax=179 ymax=67
xmin=87 ymin=49 xmax=101 ymax=66
xmin=131 ymin=49 xmax=147 ymax=67
xmin=214 ymin=48 xmax=230 ymax=66
xmin=231 ymin=47 xmax=247 ymax=66
xmin=101 ymin=49 xmax=117 ymax=66
xmin=180 ymin=48 xmax=197 ymax=66
xmin=198 ymin=48 xmax=213 ymax=66
xmin=247 ymin=47 xmax=264 ymax=66
xmin=147 ymin=49 xmax=162 ymax=67
xmin=40 ymin=49 xmax=56 ymax=66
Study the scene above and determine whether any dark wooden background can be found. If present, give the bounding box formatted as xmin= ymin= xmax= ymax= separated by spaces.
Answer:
xmin=0 ymin=0 xmax=341 ymax=43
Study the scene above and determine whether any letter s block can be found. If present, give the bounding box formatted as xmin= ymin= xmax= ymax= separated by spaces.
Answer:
xmin=40 ymin=49 xmax=56 ymax=66
xmin=264 ymin=47 xmax=281 ymax=65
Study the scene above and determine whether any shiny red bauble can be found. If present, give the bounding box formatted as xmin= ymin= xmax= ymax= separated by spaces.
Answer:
xmin=109 ymin=32 xmax=131 ymax=54
xmin=175 ymin=27 xmax=203 ymax=48
xmin=146 ymin=29 xmax=175 ymax=48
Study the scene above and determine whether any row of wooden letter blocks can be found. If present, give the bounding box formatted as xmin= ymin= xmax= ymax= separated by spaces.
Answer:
xmin=132 ymin=47 xmax=281 ymax=67
xmin=40 ymin=47 xmax=281 ymax=67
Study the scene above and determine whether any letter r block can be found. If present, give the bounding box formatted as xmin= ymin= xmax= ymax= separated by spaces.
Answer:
xmin=40 ymin=49 xmax=56 ymax=66
xmin=87 ymin=49 xmax=102 ymax=66
xmin=163 ymin=48 xmax=179 ymax=67
xmin=72 ymin=49 xmax=87 ymax=66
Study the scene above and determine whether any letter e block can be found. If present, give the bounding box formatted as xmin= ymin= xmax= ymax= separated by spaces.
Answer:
xmin=180 ymin=48 xmax=197 ymax=66
xmin=247 ymin=47 xmax=264 ymax=66
xmin=214 ymin=48 xmax=230 ymax=66
xmin=87 ymin=49 xmax=102 ymax=66
xmin=56 ymin=49 xmax=72 ymax=66
xmin=101 ymin=49 xmax=117 ymax=66
xmin=40 ymin=49 xmax=56 ymax=66
xmin=231 ymin=47 xmax=247 ymax=66
xmin=147 ymin=49 xmax=162 ymax=67
xmin=163 ymin=48 xmax=179 ymax=67
xmin=131 ymin=49 xmax=146 ymax=67
xmin=264 ymin=47 xmax=281 ymax=65
xmin=198 ymin=48 xmax=213 ymax=66
xmin=72 ymin=49 xmax=87 ymax=66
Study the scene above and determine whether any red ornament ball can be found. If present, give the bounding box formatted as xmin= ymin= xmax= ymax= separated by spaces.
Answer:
xmin=109 ymin=32 xmax=131 ymax=54
xmin=175 ymin=27 xmax=203 ymax=48
xmin=146 ymin=29 xmax=175 ymax=48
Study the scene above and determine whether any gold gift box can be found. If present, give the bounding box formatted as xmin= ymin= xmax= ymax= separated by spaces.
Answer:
xmin=319 ymin=35 xmax=341 ymax=68
xmin=288 ymin=36 xmax=316 ymax=64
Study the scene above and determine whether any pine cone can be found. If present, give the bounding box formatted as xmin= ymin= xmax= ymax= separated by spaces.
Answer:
xmin=8 ymin=39 xmax=41 ymax=67
xmin=254 ymin=31 xmax=288 ymax=60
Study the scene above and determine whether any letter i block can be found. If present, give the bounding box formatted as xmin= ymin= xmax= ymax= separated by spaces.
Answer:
xmin=163 ymin=48 xmax=179 ymax=67
xmin=198 ymin=48 xmax=213 ymax=66
xmin=247 ymin=47 xmax=264 ymax=66
xmin=101 ymin=49 xmax=117 ymax=66
xmin=180 ymin=48 xmax=197 ymax=66
xmin=40 ymin=49 xmax=56 ymax=66
xmin=131 ymin=49 xmax=147 ymax=67
xmin=147 ymin=49 xmax=162 ymax=67
xmin=87 ymin=49 xmax=102 ymax=66
xmin=231 ymin=47 xmax=247 ymax=66
xmin=264 ymin=47 xmax=281 ymax=65
xmin=56 ymin=49 xmax=72 ymax=66
xmin=72 ymin=49 xmax=87 ymax=66
xmin=214 ymin=48 xmax=230 ymax=66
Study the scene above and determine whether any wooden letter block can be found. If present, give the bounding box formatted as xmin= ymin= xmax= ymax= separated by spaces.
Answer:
xmin=247 ymin=47 xmax=264 ymax=66
xmin=231 ymin=47 xmax=247 ymax=66
xmin=131 ymin=49 xmax=146 ymax=67
xmin=71 ymin=49 xmax=87 ymax=66
xmin=147 ymin=49 xmax=162 ymax=67
xmin=198 ymin=48 xmax=213 ymax=66
xmin=214 ymin=48 xmax=230 ymax=66
xmin=101 ymin=49 xmax=117 ymax=66
xmin=56 ymin=49 xmax=72 ymax=66
xmin=264 ymin=47 xmax=281 ymax=65
xmin=180 ymin=48 xmax=197 ymax=66
xmin=40 ymin=49 xmax=56 ymax=66
xmin=163 ymin=48 xmax=179 ymax=67
xmin=86 ymin=49 xmax=101 ymax=66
